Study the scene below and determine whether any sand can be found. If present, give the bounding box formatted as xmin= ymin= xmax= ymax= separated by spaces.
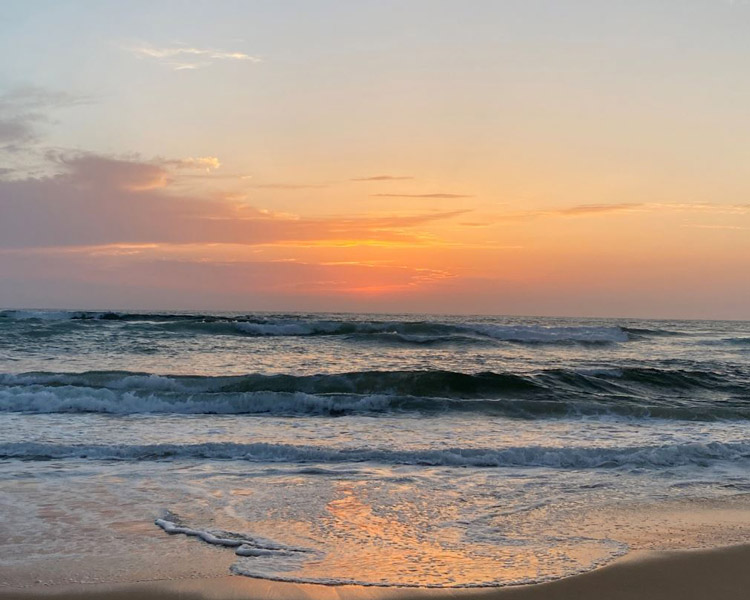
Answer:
xmin=2 ymin=543 xmax=749 ymax=600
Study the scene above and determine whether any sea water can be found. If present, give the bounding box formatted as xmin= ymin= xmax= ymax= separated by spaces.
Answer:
xmin=1 ymin=311 xmax=749 ymax=587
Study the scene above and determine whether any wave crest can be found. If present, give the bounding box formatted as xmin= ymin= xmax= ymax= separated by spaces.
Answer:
xmin=1 ymin=367 xmax=747 ymax=420
xmin=0 ymin=311 xmax=630 ymax=345
xmin=3 ymin=440 xmax=749 ymax=469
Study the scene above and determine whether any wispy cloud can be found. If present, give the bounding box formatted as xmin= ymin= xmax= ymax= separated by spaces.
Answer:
xmin=351 ymin=175 xmax=414 ymax=181
xmin=41 ymin=152 xmax=223 ymax=191
xmin=0 ymin=86 xmax=93 ymax=147
xmin=682 ymin=224 xmax=749 ymax=230
xmin=372 ymin=193 xmax=472 ymax=199
xmin=490 ymin=203 xmax=644 ymax=221
xmin=163 ymin=156 xmax=221 ymax=171
xmin=53 ymin=153 xmax=171 ymax=191
xmin=551 ymin=203 xmax=643 ymax=216
xmin=249 ymin=183 xmax=329 ymax=190
xmin=556 ymin=202 xmax=750 ymax=217
xmin=475 ymin=202 xmax=750 ymax=225
xmin=126 ymin=42 xmax=261 ymax=70
xmin=0 ymin=86 xmax=92 ymax=113
xmin=0 ymin=86 xmax=94 ymax=175
xmin=651 ymin=202 xmax=750 ymax=214
xmin=0 ymin=249 xmax=456 ymax=303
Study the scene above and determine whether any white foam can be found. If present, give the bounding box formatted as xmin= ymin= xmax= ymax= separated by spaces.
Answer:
xmin=154 ymin=513 xmax=628 ymax=588
xmin=0 ymin=385 xmax=392 ymax=415
xmin=109 ymin=374 xmax=189 ymax=392
xmin=155 ymin=516 xmax=313 ymax=558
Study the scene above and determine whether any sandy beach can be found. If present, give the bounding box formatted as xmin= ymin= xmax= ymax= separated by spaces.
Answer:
xmin=2 ymin=544 xmax=749 ymax=600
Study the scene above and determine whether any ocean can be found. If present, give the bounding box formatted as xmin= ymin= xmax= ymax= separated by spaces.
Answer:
xmin=1 ymin=310 xmax=749 ymax=588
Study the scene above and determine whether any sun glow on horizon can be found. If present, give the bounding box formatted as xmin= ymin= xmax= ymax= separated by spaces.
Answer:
xmin=1 ymin=1 xmax=749 ymax=318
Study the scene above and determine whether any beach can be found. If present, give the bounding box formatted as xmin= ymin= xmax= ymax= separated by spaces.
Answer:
xmin=3 ymin=544 xmax=750 ymax=600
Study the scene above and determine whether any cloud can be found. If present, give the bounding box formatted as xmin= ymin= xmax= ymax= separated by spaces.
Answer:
xmin=249 ymin=183 xmax=329 ymax=190
xmin=478 ymin=201 xmax=750 ymax=224
xmin=526 ymin=202 xmax=750 ymax=219
xmin=351 ymin=175 xmax=414 ymax=181
xmin=491 ymin=203 xmax=644 ymax=221
xmin=38 ymin=153 xmax=224 ymax=191
xmin=0 ymin=86 xmax=92 ymax=113
xmin=551 ymin=203 xmax=643 ymax=216
xmin=0 ymin=152 xmax=469 ymax=250
xmin=0 ymin=118 xmax=34 ymax=145
xmin=372 ymin=193 xmax=472 ymax=199
xmin=0 ymin=250 xmax=456 ymax=310
xmin=682 ymin=224 xmax=749 ymax=231
xmin=163 ymin=156 xmax=221 ymax=171
xmin=53 ymin=154 xmax=171 ymax=191
xmin=127 ymin=42 xmax=261 ymax=70
xmin=651 ymin=202 xmax=750 ymax=214
xmin=0 ymin=86 xmax=92 ymax=148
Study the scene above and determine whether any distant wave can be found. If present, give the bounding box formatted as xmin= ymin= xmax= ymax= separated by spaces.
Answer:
xmin=2 ymin=440 xmax=749 ymax=469
xmin=202 ymin=320 xmax=626 ymax=345
xmin=1 ymin=367 xmax=747 ymax=419
xmin=0 ymin=310 xmax=205 ymax=321
xmin=621 ymin=326 xmax=686 ymax=337
xmin=0 ymin=310 xmax=630 ymax=345
xmin=0 ymin=309 xmax=89 ymax=321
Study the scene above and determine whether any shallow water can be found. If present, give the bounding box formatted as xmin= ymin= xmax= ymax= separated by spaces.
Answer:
xmin=1 ymin=310 xmax=749 ymax=586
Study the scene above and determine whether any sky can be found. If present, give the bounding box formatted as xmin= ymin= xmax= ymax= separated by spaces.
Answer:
xmin=0 ymin=1 xmax=749 ymax=319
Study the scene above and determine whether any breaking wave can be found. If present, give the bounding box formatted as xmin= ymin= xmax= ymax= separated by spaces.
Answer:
xmin=0 ymin=310 xmax=630 ymax=345
xmin=2 ymin=440 xmax=749 ymax=469
xmin=0 ymin=367 xmax=747 ymax=420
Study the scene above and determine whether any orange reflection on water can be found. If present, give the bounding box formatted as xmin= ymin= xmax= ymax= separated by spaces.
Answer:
xmin=324 ymin=483 xmax=472 ymax=585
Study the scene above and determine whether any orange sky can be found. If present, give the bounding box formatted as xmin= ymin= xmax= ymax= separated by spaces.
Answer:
xmin=1 ymin=2 xmax=749 ymax=318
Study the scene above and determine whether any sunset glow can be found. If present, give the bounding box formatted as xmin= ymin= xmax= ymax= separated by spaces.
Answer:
xmin=1 ymin=1 xmax=749 ymax=318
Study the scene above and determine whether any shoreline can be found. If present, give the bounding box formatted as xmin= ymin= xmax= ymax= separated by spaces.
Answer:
xmin=3 ymin=544 xmax=750 ymax=600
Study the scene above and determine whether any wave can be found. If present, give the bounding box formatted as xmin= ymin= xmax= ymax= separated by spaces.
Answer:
xmin=155 ymin=514 xmax=314 ymax=558
xmin=0 ymin=386 xmax=394 ymax=416
xmin=5 ymin=311 xmax=741 ymax=349
xmin=2 ymin=440 xmax=749 ymax=469
xmin=0 ymin=310 xmax=630 ymax=345
xmin=1 ymin=367 xmax=748 ymax=419
xmin=152 ymin=513 xmax=627 ymax=588
xmin=155 ymin=516 xmax=628 ymax=589
xmin=0 ymin=309 xmax=91 ymax=321
xmin=0 ymin=310 xmax=206 ymax=321
xmin=198 ymin=321 xmax=627 ymax=345
xmin=3 ymin=366 xmax=745 ymax=395
xmin=0 ymin=369 xmax=538 ymax=396
xmin=621 ymin=326 xmax=685 ymax=337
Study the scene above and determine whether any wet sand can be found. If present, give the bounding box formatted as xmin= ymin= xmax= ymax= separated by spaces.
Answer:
xmin=2 ymin=543 xmax=749 ymax=600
